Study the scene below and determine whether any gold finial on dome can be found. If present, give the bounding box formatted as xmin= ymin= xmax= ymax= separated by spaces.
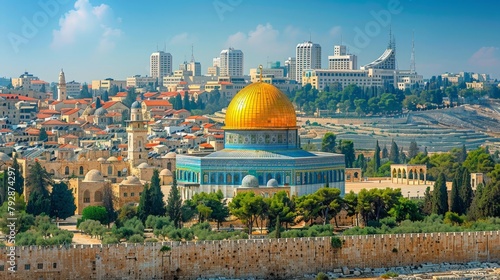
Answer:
xmin=223 ymin=82 xmax=297 ymax=130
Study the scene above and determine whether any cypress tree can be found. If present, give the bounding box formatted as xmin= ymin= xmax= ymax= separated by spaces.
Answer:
xmin=12 ymin=154 xmax=24 ymax=194
xmin=389 ymin=140 xmax=400 ymax=163
xmin=50 ymin=181 xmax=76 ymax=220
xmin=382 ymin=144 xmax=388 ymax=159
xmin=26 ymin=161 xmax=52 ymax=216
xmin=449 ymin=177 xmax=461 ymax=213
xmin=408 ymin=140 xmax=419 ymax=159
xmin=183 ymin=92 xmax=191 ymax=111
xmin=102 ymin=185 xmax=117 ymax=226
xmin=166 ymin=173 xmax=182 ymax=228
xmin=432 ymin=173 xmax=448 ymax=215
xmin=459 ymin=171 xmax=473 ymax=213
xmin=149 ymin=170 xmax=166 ymax=217
xmin=374 ymin=141 xmax=381 ymax=173
xmin=459 ymin=144 xmax=467 ymax=163
xmin=137 ymin=183 xmax=151 ymax=223
xmin=174 ymin=93 xmax=183 ymax=110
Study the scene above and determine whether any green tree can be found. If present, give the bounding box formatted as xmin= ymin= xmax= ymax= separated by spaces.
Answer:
xmin=26 ymin=161 xmax=52 ymax=216
xmin=229 ymin=192 xmax=266 ymax=235
xmin=149 ymin=170 xmax=166 ymax=216
xmin=102 ymin=185 xmax=117 ymax=226
xmin=314 ymin=187 xmax=343 ymax=227
xmin=101 ymin=90 xmax=109 ymax=102
xmin=459 ymin=171 xmax=473 ymax=214
xmin=432 ymin=173 xmax=448 ymax=215
xmin=339 ymin=140 xmax=355 ymax=168
xmin=123 ymin=87 xmax=137 ymax=108
xmin=274 ymin=215 xmax=281 ymax=238
xmin=266 ymin=191 xmax=296 ymax=230
xmin=321 ymin=132 xmax=336 ymax=153
xmin=389 ymin=140 xmax=400 ymax=164
xmin=166 ymin=174 xmax=182 ymax=228
xmin=95 ymin=97 xmax=102 ymax=109
xmin=174 ymin=93 xmax=183 ymax=110
xmin=81 ymin=206 xmax=108 ymax=224
xmin=382 ymin=144 xmax=388 ymax=159
xmin=12 ymin=154 xmax=24 ymax=194
xmin=39 ymin=127 xmax=48 ymax=142
xmin=40 ymin=83 xmax=46 ymax=93
xmin=374 ymin=141 xmax=381 ymax=172
xmin=183 ymin=92 xmax=191 ymax=111
xmin=449 ymin=177 xmax=461 ymax=214
xmin=408 ymin=140 xmax=419 ymax=159
xmin=422 ymin=186 xmax=433 ymax=215
xmin=50 ymin=182 xmax=76 ymax=220
xmin=463 ymin=148 xmax=495 ymax=173
xmin=388 ymin=197 xmax=423 ymax=222
xmin=80 ymin=83 xmax=91 ymax=98
xmin=459 ymin=144 xmax=467 ymax=163
xmin=137 ymin=183 xmax=151 ymax=223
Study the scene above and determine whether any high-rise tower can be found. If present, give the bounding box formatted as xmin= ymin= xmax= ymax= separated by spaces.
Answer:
xmin=57 ymin=69 xmax=66 ymax=101
xmin=220 ymin=48 xmax=244 ymax=76
xmin=150 ymin=51 xmax=172 ymax=81
xmin=295 ymin=41 xmax=321 ymax=83
xmin=127 ymin=101 xmax=148 ymax=166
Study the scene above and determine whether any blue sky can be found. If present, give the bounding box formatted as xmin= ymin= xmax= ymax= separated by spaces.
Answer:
xmin=1 ymin=0 xmax=499 ymax=83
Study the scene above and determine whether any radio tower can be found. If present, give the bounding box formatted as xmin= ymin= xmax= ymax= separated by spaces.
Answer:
xmin=410 ymin=32 xmax=416 ymax=74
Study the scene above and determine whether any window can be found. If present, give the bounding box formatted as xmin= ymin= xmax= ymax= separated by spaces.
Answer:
xmin=131 ymin=192 xmax=135 ymax=197
xmin=124 ymin=193 xmax=128 ymax=197
xmin=83 ymin=190 xmax=90 ymax=203
xmin=79 ymin=166 xmax=84 ymax=175
xmin=53 ymin=263 xmax=57 ymax=269
xmin=37 ymin=263 xmax=43 ymax=269
xmin=108 ymin=166 xmax=113 ymax=175
xmin=0 ymin=265 xmax=4 ymax=271
xmin=25 ymin=264 xmax=30 ymax=270
xmin=64 ymin=166 xmax=69 ymax=175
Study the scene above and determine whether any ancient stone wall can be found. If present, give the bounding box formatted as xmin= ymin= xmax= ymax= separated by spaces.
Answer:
xmin=1 ymin=231 xmax=499 ymax=279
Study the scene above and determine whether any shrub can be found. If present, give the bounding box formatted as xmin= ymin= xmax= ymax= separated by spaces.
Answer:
xmin=160 ymin=245 xmax=171 ymax=252
xmin=144 ymin=238 xmax=158 ymax=242
xmin=381 ymin=271 xmax=398 ymax=278
xmin=330 ymin=236 xmax=342 ymax=249
xmin=102 ymin=235 xmax=119 ymax=244
xmin=316 ymin=272 xmax=329 ymax=280
xmin=128 ymin=234 xmax=145 ymax=243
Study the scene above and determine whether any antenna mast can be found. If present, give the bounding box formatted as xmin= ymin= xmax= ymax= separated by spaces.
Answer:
xmin=410 ymin=32 xmax=416 ymax=74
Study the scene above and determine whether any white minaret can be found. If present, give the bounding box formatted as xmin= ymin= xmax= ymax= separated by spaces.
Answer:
xmin=57 ymin=69 xmax=67 ymax=101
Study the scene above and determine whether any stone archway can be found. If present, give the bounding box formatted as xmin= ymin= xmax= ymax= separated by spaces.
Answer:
xmin=345 ymin=168 xmax=362 ymax=182
xmin=390 ymin=164 xmax=427 ymax=185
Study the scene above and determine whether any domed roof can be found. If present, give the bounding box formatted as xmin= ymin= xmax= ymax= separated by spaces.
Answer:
xmin=84 ymin=169 xmax=104 ymax=182
xmin=0 ymin=152 xmax=11 ymax=161
xmin=94 ymin=107 xmax=108 ymax=116
xmin=107 ymin=156 xmax=119 ymax=162
xmin=137 ymin=162 xmax=149 ymax=168
xmin=224 ymin=82 xmax=297 ymax=130
xmin=121 ymin=175 xmax=141 ymax=185
xmin=266 ymin=179 xmax=278 ymax=187
xmin=159 ymin=169 xmax=173 ymax=176
xmin=97 ymin=157 xmax=106 ymax=162
xmin=241 ymin=175 xmax=259 ymax=188
xmin=131 ymin=101 xmax=141 ymax=109
xmin=164 ymin=152 xmax=177 ymax=158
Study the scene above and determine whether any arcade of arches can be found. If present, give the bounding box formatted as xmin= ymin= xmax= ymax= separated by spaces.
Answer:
xmin=391 ymin=164 xmax=427 ymax=185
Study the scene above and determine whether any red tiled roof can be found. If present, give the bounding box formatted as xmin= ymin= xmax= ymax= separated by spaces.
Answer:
xmin=144 ymin=92 xmax=159 ymax=98
xmin=26 ymin=128 xmax=40 ymax=135
xmin=0 ymin=129 xmax=12 ymax=133
xmin=183 ymin=135 xmax=195 ymax=139
xmin=143 ymin=100 xmax=172 ymax=107
xmin=59 ymin=144 xmax=79 ymax=149
xmin=200 ymin=143 xmax=214 ymax=148
xmin=145 ymin=143 xmax=159 ymax=148
xmin=118 ymin=144 xmax=128 ymax=148
xmin=0 ymin=94 xmax=37 ymax=101
xmin=31 ymin=80 xmax=48 ymax=84
xmin=218 ymin=81 xmax=232 ymax=85
xmin=115 ymin=92 xmax=127 ymax=97
xmin=39 ymin=109 xmax=60 ymax=114
xmin=36 ymin=113 xmax=53 ymax=119
xmin=175 ymin=109 xmax=189 ymax=113
xmin=61 ymin=108 xmax=80 ymax=115
xmin=42 ymin=119 xmax=67 ymax=125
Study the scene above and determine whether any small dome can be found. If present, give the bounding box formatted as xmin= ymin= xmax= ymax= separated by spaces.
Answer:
xmin=241 ymin=175 xmax=259 ymax=188
xmin=107 ymin=156 xmax=119 ymax=162
xmin=266 ymin=179 xmax=278 ymax=187
xmin=159 ymin=169 xmax=172 ymax=176
xmin=164 ymin=152 xmax=176 ymax=158
xmin=84 ymin=169 xmax=104 ymax=182
xmin=97 ymin=157 xmax=106 ymax=162
xmin=131 ymin=101 xmax=141 ymax=109
xmin=121 ymin=175 xmax=141 ymax=185
xmin=0 ymin=152 xmax=12 ymax=161
xmin=137 ymin=162 xmax=149 ymax=168
xmin=94 ymin=107 xmax=108 ymax=116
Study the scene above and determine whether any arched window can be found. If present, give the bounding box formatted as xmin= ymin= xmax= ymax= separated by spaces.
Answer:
xmin=167 ymin=162 xmax=172 ymax=170
xmin=79 ymin=166 xmax=84 ymax=175
xmin=266 ymin=173 xmax=272 ymax=182
xmin=234 ymin=173 xmax=240 ymax=184
xmin=49 ymin=169 xmax=55 ymax=175
xmin=64 ymin=166 xmax=69 ymax=175
xmin=226 ymin=174 xmax=232 ymax=184
xmin=276 ymin=174 xmax=282 ymax=185
xmin=210 ymin=173 xmax=215 ymax=183
xmin=83 ymin=190 xmax=90 ymax=203
xmin=94 ymin=191 xmax=103 ymax=202
xmin=218 ymin=173 xmax=224 ymax=183
xmin=108 ymin=166 xmax=113 ymax=175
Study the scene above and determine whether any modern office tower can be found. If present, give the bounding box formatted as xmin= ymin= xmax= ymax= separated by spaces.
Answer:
xmin=220 ymin=48 xmax=244 ymax=76
xmin=328 ymin=45 xmax=357 ymax=70
xmin=295 ymin=41 xmax=321 ymax=83
xmin=150 ymin=51 xmax=172 ymax=81
xmin=285 ymin=57 xmax=296 ymax=81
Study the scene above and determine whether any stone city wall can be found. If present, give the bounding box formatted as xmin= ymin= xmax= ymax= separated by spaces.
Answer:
xmin=1 ymin=231 xmax=499 ymax=279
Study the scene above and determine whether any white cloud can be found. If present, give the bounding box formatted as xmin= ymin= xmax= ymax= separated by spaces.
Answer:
xmin=468 ymin=47 xmax=500 ymax=68
xmin=169 ymin=32 xmax=197 ymax=46
xmin=51 ymin=0 xmax=122 ymax=51
xmin=329 ymin=26 xmax=342 ymax=38
xmin=225 ymin=23 xmax=292 ymax=57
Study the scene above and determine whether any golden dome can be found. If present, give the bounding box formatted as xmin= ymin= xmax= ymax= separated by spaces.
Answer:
xmin=224 ymin=82 xmax=297 ymax=130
